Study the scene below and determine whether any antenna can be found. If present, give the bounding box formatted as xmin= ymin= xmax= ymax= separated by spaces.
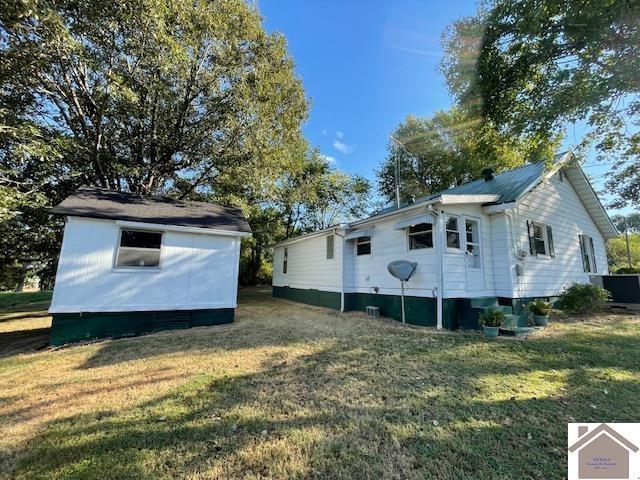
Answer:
xmin=389 ymin=135 xmax=403 ymax=209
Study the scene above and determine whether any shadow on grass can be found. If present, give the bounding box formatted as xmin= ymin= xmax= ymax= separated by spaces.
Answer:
xmin=0 ymin=327 xmax=50 ymax=358
xmin=9 ymin=322 xmax=640 ymax=479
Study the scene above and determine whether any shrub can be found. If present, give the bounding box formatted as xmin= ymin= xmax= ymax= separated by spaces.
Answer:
xmin=479 ymin=308 xmax=505 ymax=327
xmin=527 ymin=299 xmax=551 ymax=316
xmin=557 ymin=283 xmax=611 ymax=314
xmin=615 ymin=266 xmax=640 ymax=274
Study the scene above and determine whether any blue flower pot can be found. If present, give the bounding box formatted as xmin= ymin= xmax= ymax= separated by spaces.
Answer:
xmin=483 ymin=326 xmax=500 ymax=338
xmin=533 ymin=315 xmax=549 ymax=326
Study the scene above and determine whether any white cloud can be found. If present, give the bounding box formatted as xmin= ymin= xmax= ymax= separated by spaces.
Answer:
xmin=333 ymin=140 xmax=353 ymax=154
xmin=321 ymin=129 xmax=328 ymax=135
xmin=320 ymin=154 xmax=336 ymax=165
xmin=335 ymin=130 xmax=344 ymax=139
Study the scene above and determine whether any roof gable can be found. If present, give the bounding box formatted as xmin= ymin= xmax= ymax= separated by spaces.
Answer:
xmin=51 ymin=187 xmax=251 ymax=234
xmin=569 ymin=424 xmax=639 ymax=453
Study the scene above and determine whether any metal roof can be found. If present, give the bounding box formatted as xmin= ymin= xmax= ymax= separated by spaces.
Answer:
xmin=51 ymin=187 xmax=252 ymax=234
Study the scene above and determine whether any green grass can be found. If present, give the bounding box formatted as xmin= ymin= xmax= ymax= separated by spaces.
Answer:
xmin=0 ymin=290 xmax=52 ymax=311
xmin=0 ymin=288 xmax=639 ymax=479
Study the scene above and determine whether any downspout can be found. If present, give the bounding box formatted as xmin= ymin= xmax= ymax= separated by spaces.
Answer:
xmin=334 ymin=228 xmax=346 ymax=312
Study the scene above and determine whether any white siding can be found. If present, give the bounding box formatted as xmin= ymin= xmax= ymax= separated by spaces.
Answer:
xmin=507 ymin=173 xmax=609 ymax=298
xmin=489 ymin=213 xmax=513 ymax=297
xmin=50 ymin=217 xmax=241 ymax=313
xmin=275 ymin=205 xmax=498 ymax=299
xmin=272 ymin=232 xmax=343 ymax=292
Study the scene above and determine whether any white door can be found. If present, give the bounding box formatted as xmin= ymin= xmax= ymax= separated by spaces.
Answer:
xmin=464 ymin=217 xmax=484 ymax=291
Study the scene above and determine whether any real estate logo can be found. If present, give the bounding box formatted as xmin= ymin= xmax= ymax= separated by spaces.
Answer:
xmin=568 ymin=423 xmax=640 ymax=479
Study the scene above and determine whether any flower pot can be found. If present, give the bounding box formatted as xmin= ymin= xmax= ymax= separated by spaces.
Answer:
xmin=533 ymin=315 xmax=549 ymax=326
xmin=482 ymin=325 xmax=500 ymax=338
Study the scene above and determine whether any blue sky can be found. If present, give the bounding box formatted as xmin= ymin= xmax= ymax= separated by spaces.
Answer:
xmin=259 ymin=0 xmax=631 ymax=216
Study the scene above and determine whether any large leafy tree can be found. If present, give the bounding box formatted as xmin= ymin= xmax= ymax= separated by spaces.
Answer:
xmin=442 ymin=0 xmax=640 ymax=207
xmin=0 ymin=0 xmax=308 ymax=289
xmin=377 ymin=109 xmax=556 ymax=204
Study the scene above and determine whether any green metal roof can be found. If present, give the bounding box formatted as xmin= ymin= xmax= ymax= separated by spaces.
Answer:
xmin=421 ymin=161 xmax=546 ymax=204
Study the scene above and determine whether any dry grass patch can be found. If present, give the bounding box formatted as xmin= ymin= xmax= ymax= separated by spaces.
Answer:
xmin=0 ymin=288 xmax=639 ymax=479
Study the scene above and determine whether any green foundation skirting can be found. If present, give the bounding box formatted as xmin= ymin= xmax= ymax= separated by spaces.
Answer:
xmin=272 ymin=286 xmax=559 ymax=331
xmin=50 ymin=308 xmax=234 ymax=346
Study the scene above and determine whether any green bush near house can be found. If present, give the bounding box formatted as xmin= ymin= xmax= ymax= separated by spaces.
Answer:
xmin=527 ymin=299 xmax=551 ymax=316
xmin=478 ymin=308 xmax=505 ymax=327
xmin=557 ymin=283 xmax=610 ymax=315
xmin=615 ymin=266 xmax=640 ymax=274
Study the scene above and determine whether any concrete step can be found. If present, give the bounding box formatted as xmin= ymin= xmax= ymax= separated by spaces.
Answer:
xmin=470 ymin=297 xmax=500 ymax=309
xmin=477 ymin=305 xmax=513 ymax=315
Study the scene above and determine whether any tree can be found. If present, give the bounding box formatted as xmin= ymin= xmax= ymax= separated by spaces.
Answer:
xmin=611 ymin=213 xmax=640 ymax=234
xmin=376 ymin=109 xmax=557 ymax=204
xmin=0 ymin=0 xmax=308 ymax=289
xmin=441 ymin=0 xmax=640 ymax=207
xmin=607 ymin=234 xmax=640 ymax=272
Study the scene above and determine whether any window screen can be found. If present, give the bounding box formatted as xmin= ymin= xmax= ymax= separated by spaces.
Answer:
xmin=326 ymin=235 xmax=334 ymax=259
xmin=408 ymin=223 xmax=433 ymax=250
xmin=116 ymin=230 xmax=162 ymax=267
xmin=356 ymin=236 xmax=371 ymax=256
xmin=445 ymin=215 xmax=460 ymax=249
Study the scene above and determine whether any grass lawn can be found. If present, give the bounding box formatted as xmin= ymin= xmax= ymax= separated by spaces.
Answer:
xmin=0 ymin=288 xmax=639 ymax=479
xmin=0 ymin=290 xmax=52 ymax=311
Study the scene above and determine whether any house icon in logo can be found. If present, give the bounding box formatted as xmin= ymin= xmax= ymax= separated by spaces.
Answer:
xmin=569 ymin=424 xmax=639 ymax=479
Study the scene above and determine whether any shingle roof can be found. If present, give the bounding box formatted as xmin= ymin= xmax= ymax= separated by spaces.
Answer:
xmin=51 ymin=187 xmax=251 ymax=234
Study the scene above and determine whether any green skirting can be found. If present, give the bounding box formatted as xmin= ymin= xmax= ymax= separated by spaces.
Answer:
xmin=50 ymin=308 xmax=234 ymax=346
xmin=272 ymin=286 xmax=341 ymax=310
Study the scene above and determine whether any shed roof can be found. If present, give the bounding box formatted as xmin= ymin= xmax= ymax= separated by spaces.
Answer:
xmin=51 ymin=187 xmax=251 ymax=234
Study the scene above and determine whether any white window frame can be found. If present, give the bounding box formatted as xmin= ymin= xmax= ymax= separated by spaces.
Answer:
xmin=532 ymin=222 xmax=549 ymax=257
xmin=355 ymin=236 xmax=372 ymax=256
xmin=115 ymin=228 xmax=164 ymax=270
xmin=581 ymin=234 xmax=598 ymax=273
xmin=444 ymin=214 xmax=462 ymax=251
xmin=326 ymin=234 xmax=334 ymax=260
xmin=406 ymin=222 xmax=434 ymax=251
xmin=463 ymin=216 xmax=482 ymax=269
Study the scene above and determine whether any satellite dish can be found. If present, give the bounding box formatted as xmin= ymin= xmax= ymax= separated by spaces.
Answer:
xmin=387 ymin=261 xmax=417 ymax=324
xmin=387 ymin=261 xmax=417 ymax=282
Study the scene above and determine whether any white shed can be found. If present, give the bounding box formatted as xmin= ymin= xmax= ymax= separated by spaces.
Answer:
xmin=49 ymin=187 xmax=251 ymax=345
xmin=272 ymin=153 xmax=618 ymax=331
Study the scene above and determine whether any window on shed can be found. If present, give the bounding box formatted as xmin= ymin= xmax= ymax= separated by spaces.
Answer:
xmin=526 ymin=221 xmax=555 ymax=257
xmin=116 ymin=229 xmax=162 ymax=267
xmin=356 ymin=236 xmax=371 ymax=256
xmin=326 ymin=235 xmax=334 ymax=259
xmin=408 ymin=223 xmax=433 ymax=250
xmin=445 ymin=215 xmax=460 ymax=249
xmin=283 ymin=247 xmax=288 ymax=274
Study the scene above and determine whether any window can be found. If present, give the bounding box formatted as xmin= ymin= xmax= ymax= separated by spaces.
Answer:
xmin=533 ymin=224 xmax=547 ymax=255
xmin=356 ymin=236 xmax=371 ymax=256
xmin=527 ymin=221 xmax=555 ymax=257
xmin=465 ymin=219 xmax=481 ymax=268
xmin=445 ymin=215 xmax=460 ymax=249
xmin=116 ymin=229 xmax=162 ymax=267
xmin=580 ymin=235 xmax=598 ymax=273
xmin=283 ymin=247 xmax=288 ymax=274
xmin=408 ymin=223 xmax=433 ymax=250
xmin=326 ymin=235 xmax=334 ymax=259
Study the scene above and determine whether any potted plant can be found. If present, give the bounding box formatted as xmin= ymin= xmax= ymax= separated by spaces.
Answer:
xmin=527 ymin=299 xmax=551 ymax=326
xmin=478 ymin=309 xmax=505 ymax=338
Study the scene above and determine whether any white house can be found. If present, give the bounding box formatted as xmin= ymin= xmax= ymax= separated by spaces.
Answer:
xmin=272 ymin=153 xmax=618 ymax=330
xmin=49 ymin=187 xmax=251 ymax=345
